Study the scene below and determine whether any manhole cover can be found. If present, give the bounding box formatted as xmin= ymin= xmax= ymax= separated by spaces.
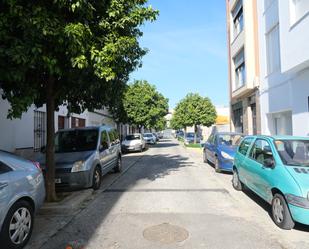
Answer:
xmin=143 ymin=223 xmax=189 ymax=244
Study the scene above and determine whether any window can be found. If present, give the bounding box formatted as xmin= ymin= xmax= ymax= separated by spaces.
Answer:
xmin=266 ymin=25 xmax=281 ymax=75
xmin=232 ymin=0 xmax=244 ymax=39
xmin=100 ymin=130 xmax=109 ymax=149
xmin=275 ymin=140 xmax=309 ymax=166
xmin=71 ymin=117 xmax=86 ymax=128
xmin=232 ymin=102 xmax=243 ymax=133
xmin=250 ymin=139 xmax=274 ymax=165
xmin=0 ymin=161 xmax=12 ymax=174
xmin=108 ymin=129 xmax=120 ymax=146
xmin=207 ymin=134 xmax=215 ymax=144
xmin=239 ymin=138 xmax=253 ymax=155
xmin=233 ymin=49 xmax=246 ymax=89
xmin=291 ymin=0 xmax=309 ymax=23
xmin=55 ymin=129 xmax=99 ymax=153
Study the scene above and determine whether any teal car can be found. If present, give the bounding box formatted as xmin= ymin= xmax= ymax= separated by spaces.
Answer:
xmin=232 ymin=135 xmax=309 ymax=230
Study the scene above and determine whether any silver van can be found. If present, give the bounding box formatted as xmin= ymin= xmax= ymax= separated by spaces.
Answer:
xmin=39 ymin=126 xmax=122 ymax=190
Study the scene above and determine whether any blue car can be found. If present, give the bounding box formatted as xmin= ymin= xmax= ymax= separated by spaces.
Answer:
xmin=203 ymin=132 xmax=244 ymax=172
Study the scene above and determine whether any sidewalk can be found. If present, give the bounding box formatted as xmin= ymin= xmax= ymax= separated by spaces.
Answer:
xmin=25 ymin=152 xmax=144 ymax=249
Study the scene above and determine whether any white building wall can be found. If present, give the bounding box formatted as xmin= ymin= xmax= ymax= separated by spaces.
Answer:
xmin=0 ymin=99 xmax=116 ymax=152
xmin=258 ymin=0 xmax=309 ymax=137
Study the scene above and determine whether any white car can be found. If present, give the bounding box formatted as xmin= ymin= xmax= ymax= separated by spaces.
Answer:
xmin=143 ymin=133 xmax=157 ymax=145
xmin=121 ymin=134 xmax=146 ymax=152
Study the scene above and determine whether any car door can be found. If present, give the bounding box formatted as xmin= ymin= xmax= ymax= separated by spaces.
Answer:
xmin=99 ymin=130 xmax=112 ymax=173
xmin=246 ymin=139 xmax=274 ymax=200
xmin=0 ymin=161 xmax=13 ymax=219
xmin=108 ymin=129 xmax=120 ymax=166
xmin=205 ymin=134 xmax=216 ymax=163
xmin=236 ymin=137 xmax=254 ymax=184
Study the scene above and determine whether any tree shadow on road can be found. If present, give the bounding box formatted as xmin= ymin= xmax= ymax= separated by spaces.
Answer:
xmin=39 ymin=141 xmax=195 ymax=249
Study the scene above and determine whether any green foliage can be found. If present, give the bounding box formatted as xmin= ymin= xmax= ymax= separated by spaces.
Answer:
xmin=123 ymin=80 xmax=168 ymax=129
xmin=0 ymin=0 xmax=159 ymax=118
xmin=171 ymin=93 xmax=217 ymax=129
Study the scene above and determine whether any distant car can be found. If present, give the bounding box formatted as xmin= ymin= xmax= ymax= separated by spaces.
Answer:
xmin=175 ymin=130 xmax=184 ymax=139
xmin=157 ymin=132 xmax=164 ymax=139
xmin=184 ymin=132 xmax=202 ymax=144
xmin=0 ymin=150 xmax=45 ymax=249
xmin=121 ymin=134 xmax=146 ymax=153
xmin=203 ymin=132 xmax=244 ymax=172
xmin=38 ymin=126 xmax=122 ymax=190
xmin=153 ymin=133 xmax=159 ymax=142
xmin=232 ymin=135 xmax=309 ymax=230
xmin=143 ymin=133 xmax=156 ymax=144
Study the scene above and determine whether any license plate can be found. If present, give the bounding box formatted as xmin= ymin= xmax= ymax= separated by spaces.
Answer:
xmin=55 ymin=178 xmax=61 ymax=184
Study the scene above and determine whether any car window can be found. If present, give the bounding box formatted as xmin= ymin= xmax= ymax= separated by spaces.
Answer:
xmin=108 ymin=129 xmax=120 ymax=146
xmin=208 ymin=134 xmax=214 ymax=144
xmin=55 ymin=129 xmax=98 ymax=153
xmin=0 ymin=161 xmax=12 ymax=174
xmin=250 ymin=139 xmax=274 ymax=165
xmin=239 ymin=138 xmax=253 ymax=156
xmin=100 ymin=130 xmax=110 ymax=149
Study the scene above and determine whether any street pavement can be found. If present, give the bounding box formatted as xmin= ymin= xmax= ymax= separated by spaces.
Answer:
xmin=37 ymin=139 xmax=309 ymax=249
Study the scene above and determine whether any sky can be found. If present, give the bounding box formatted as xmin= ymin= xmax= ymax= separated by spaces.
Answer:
xmin=130 ymin=0 xmax=228 ymax=109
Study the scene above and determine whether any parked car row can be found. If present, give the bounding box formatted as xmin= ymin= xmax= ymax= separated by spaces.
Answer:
xmin=203 ymin=132 xmax=309 ymax=230
xmin=121 ymin=132 xmax=162 ymax=153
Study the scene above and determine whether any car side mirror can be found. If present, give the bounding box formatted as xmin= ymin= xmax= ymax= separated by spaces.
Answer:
xmin=264 ymin=158 xmax=275 ymax=168
xmin=40 ymin=146 xmax=46 ymax=153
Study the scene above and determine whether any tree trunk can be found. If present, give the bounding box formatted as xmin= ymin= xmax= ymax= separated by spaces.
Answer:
xmin=194 ymin=124 xmax=197 ymax=144
xmin=45 ymin=77 xmax=57 ymax=202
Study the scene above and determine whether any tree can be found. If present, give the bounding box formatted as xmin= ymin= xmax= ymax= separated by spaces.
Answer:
xmin=123 ymin=80 xmax=168 ymax=130
xmin=0 ymin=0 xmax=158 ymax=201
xmin=172 ymin=93 xmax=217 ymax=143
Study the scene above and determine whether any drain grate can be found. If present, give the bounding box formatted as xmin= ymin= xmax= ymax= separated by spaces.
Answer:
xmin=143 ymin=223 xmax=189 ymax=244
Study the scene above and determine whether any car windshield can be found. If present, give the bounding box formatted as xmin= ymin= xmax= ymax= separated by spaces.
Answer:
xmin=125 ymin=135 xmax=140 ymax=140
xmin=217 ymin=134 xmax=243 ymax=146
xmin=55 ymin=129 xmax=98 ymax=153
xmin=144 ymin=134 xmax=152 ymax=138
xmin=275 ymin=140 xmax=309 ymax=166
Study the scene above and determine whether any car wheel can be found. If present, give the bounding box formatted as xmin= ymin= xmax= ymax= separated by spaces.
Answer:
xmin=214 ymin=157 xmax=221 ymax=173
xmin=0 ymin=200 xmax=34 ymax=249
xmin=114 ymin=156 xmax=122 ymax=173
xmin=232 ymin=168 xmax=243 ymax=191
xmin=271 ymin=194 xmax=295 ymax=230
xmin=92 ymin=166 xmax=102 ymax=190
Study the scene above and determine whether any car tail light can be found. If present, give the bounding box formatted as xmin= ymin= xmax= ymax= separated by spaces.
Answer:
xmin=32 ymin=161 xmax=41 ymax=171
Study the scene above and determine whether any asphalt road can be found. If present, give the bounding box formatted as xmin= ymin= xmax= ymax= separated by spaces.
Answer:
xmin=41 ymin=139 xmax=309 ymax=249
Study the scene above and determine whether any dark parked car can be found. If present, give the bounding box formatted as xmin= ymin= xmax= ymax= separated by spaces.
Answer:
xmin=203 ymin=132 xmax=244 ymax=172
xmin=184 ymin=132 xmax=202 ymax=144
xmin=38 ymin=126 xmax=122 ymax=190
xmin=0 ymin=151 xmax=45 ymax=249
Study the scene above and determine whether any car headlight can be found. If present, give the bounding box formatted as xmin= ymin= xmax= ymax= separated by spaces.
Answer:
xmin=286 ymin=194 xmax=309 ymax=209
xmin=71 ymin=160 xmax=85 ymax=173
xmin=221 ymin=151 xmax=233 ymax=160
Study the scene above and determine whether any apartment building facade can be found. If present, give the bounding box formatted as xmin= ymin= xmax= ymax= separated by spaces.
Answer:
xmin=226 ymin=0 xmax=261 ymax=135
xmin=257 ymin=0 xmax=309 ymax=136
